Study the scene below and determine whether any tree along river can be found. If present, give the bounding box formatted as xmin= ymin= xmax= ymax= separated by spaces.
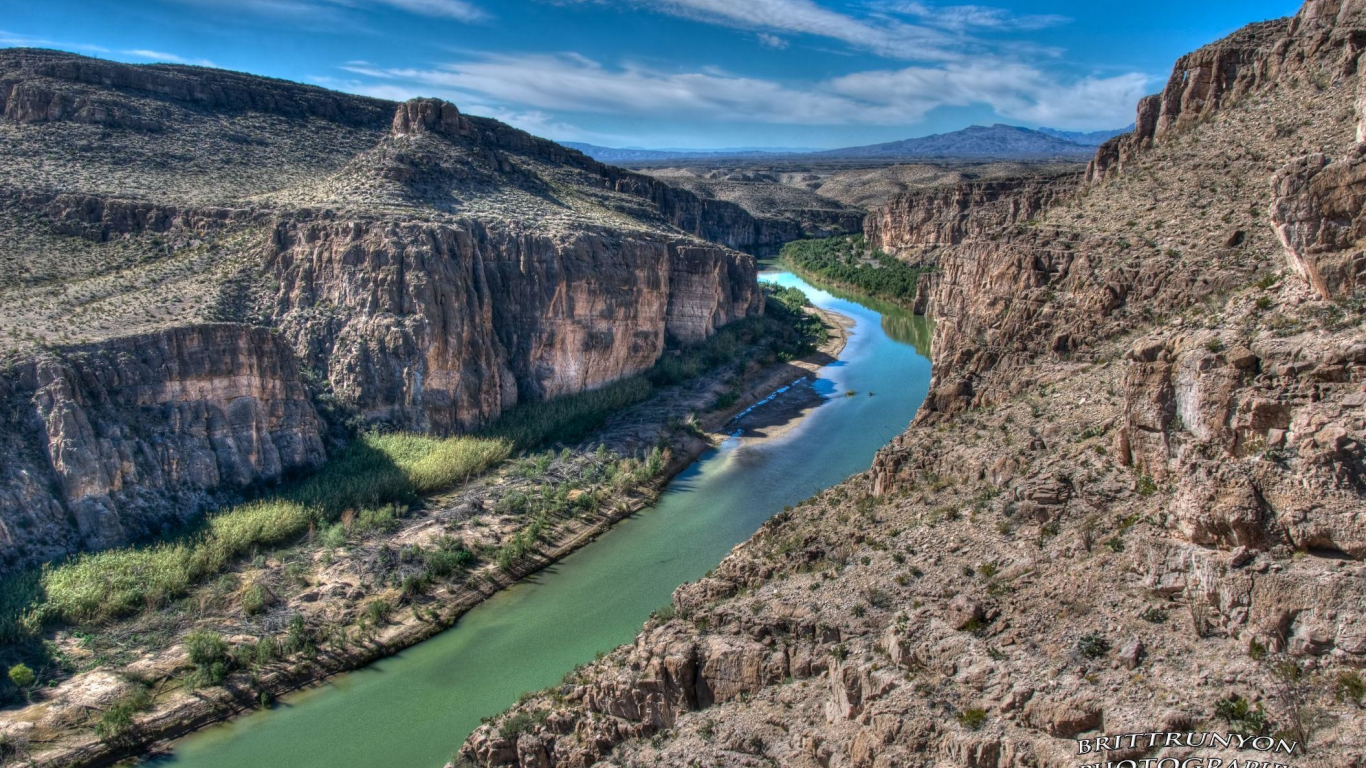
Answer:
xmin=148 ymin=270 xmax=933 ymax=768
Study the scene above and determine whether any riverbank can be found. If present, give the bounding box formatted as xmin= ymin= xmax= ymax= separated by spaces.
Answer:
xmin=0 ymin=306 xmax=849 ymax=768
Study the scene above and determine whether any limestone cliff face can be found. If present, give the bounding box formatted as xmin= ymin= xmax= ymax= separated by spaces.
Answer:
xmin=864 ymin=173 xmax=1079 ymax=258
xmin=0 ymin=326 xmax=326 ymax=571
xmin=1086 ymin=19 xmax=1290 ymax=184
xmin=266 ymin=216 xmax=759 ymax=432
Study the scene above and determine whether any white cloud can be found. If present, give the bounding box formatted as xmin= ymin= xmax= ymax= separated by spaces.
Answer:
xmin=335 ymin=53 xmax=1149 ymax=131
xmin=168 ymin=0 xmax=486 ymax=22
xmin=370 ymin=0 xmax=485 ymax=21
xmin=574 ymin=0 xmax=1071 ymax=61
xmin=757 ymin=33 xmax=789 ymax=49
xmin=829 ymin=63 xmax=1148 ymax=129
xmin=0 ymin=30 xmax=109 ymax=53
xmin=880 ymin=2 xmax=1070 ymax=33
xmin=576 ymin=0 xmax=962 ymax=61
xmin=122 ymin=49 xmax=217 ymax=67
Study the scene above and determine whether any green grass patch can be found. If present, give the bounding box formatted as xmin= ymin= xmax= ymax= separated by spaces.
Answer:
xmin=34 ymin=433 xmax=511 ymax=626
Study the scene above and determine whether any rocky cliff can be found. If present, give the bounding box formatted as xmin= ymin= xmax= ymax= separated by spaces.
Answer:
xmin=0 ymin=54 xmax=764 ymax=569
xmin=459 ymin=2 xmax=1366 ymax=766
xmin=0 ymin=326 xmax=325 ymax=570
xmin=863 ymin=173 xmax=1079 ymax=261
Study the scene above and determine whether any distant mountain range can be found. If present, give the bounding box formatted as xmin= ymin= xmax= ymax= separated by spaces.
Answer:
xmin=561 ymin=143 xmax=812 ymax=163
xmin=1038 ymin=126 xmax=1134 ymax=146
xmin=565 ymin=124 xmax=1133 ymax=163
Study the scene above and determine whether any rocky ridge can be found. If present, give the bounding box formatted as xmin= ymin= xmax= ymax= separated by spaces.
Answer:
xmin=458 ymin=2 xmax=1366 ymax=766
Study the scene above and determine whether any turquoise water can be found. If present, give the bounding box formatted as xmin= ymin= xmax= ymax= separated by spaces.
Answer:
xmin=152 ymin=271 xmax=933 ymax=768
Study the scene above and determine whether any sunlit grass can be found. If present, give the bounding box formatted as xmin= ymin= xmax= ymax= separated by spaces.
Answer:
xmin=38 ymin=433 xmax=512 ymax=625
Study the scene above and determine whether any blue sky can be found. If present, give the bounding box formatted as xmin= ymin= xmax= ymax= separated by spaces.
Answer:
xmin=2 ymin=0 xmax=1301 ymax=149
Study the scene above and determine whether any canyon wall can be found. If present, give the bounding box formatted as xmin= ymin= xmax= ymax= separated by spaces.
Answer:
xmin=266 ymin=216 xmax=759 ymax=433
xmin=863 ymin=173 xmax=1080 ymax=259
xmin=0 ymin=325 xmax=326 ymax=570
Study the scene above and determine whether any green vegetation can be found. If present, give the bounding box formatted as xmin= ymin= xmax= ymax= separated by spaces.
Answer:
xmin=780 ymin=235 xmax=928 ymax=307
xmin=494 ymin=447 xmax=666 ymax=572
xmin=1335 ymin=670 xmax=1365 ymax=704
xmin=96 ymin=685 xmax=152 ymax=742
xmin=1214 ymin=694 xmax=1273 ymax=737
xmin=956 ymin=708 xmax=988 ymax=730
xmin=185 ymin=630 xmax=232 ymax=688
xmin=1076 ymin=632 xmax=1111 ymax=660
xmin=6 ymin=663 xmax=33 ymax=690
xmin=33 ymin=433 xmax=512 ymax=626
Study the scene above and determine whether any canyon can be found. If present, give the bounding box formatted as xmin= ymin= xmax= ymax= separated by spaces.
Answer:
xmin=458 ymin=1 xmax=1366 ymax=767
xmin=0 ymin=51 xmax=779 ymax=570
xmin=3 ymin=0 xmax=1365 ymax=765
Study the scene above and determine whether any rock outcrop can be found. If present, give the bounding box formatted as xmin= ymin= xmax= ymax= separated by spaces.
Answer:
xmin=863 ymin=173 xmax=1079 ymax=260
xmin=267 ymin=217 xmax=758 ymax=432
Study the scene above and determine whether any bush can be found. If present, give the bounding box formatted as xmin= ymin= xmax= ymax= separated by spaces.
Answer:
xmin=956 ymin=708 xmax=988 ymax=731
xmin=1076 ymin=632 xmax=1110 ymax=660
xmin=1140 ymin=606 xmax=1169 ymax=624
xmin=7 ymin=663 xmax=34 ymax=690
xmin=184 ymin=630 xmax=231 ymax=687
xmin=1335 ymin=671 xmax=1365 ymax=704
xmin=1214 ymin=694 xmax=1273 ymax=737
xmin=95 ymin=685 xmax=151 ymax=742
xmin=499 ymin=711 xmax=536 ymax=740
xmin=425 ymin=541 xmax=475 ymax=577
xmin=240 ymin=581 xmax=270 ymax=616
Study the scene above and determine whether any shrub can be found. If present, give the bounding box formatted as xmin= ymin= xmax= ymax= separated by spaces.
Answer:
xmin=1214 ymin=694 xmax=1272 ymax=737
xmin=1136 ymin=475 xmax=1158 ymax=497
xmin=956 ymin=708 xmax=988 ymax=731
xmin=184 ymin=630 xmax=231 ymax=687
xmin=240 ymin=581 xmax=270 ymax=616
xmin=499 ymin=711 xmax=536 ymax=740
xmin=1076 ymin=632 xmax=1110 ymax=660
xmin=1335 ymin=670 xmax=1365 ymax=704
xmin=425 ymin=541 xmax=475 ymax=577
xmin=95 ymin=685 xmax=152 ymax=742
xmin=6 ymin=663 xmax=34 ymax=690
xmin=1140 ymin=607 xmax=1169 ymax=624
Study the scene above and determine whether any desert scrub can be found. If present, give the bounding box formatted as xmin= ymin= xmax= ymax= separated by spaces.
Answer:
xmin=1076 ymin=632 xmax=1111 ymax=660
xmin=956 ymin=708 xmax=988 ymax=731
xmin=35 ymin=433 xmax=511 ymax=625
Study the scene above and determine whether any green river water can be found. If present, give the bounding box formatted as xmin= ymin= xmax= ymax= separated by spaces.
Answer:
xmin=149 ymin=270 xmax=933 ymax=768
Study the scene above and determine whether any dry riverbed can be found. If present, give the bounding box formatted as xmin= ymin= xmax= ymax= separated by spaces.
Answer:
xmin=0 ymin=307 xmax=848 ymax=768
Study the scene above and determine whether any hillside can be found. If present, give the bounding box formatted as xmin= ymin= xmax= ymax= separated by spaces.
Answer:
xmin=460 ymin=2 xmax=1366 ymax=766
xmin=0 ymin=49 xmax=772 ymax=571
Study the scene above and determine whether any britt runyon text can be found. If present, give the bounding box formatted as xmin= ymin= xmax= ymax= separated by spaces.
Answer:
xmin=1077 ymin=732 xmax=1300 ymax=758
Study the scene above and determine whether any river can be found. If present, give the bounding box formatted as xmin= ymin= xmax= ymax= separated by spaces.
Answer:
xmin=148 ymin=270 xmax=933 ymax=768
